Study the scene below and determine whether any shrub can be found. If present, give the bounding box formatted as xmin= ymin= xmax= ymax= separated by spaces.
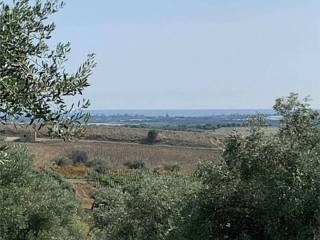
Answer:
xmin=124 ymin=160 xmax=148 ymax=170
xmin=92 ymin=173 xmax=201 ymax=240
xmin=54 ymin=150 xmax=90 ymax=166
xmin=54 ymin=156 xmax=73 ymax=166
xmin=144 ymin=129 xmax=160 ymax=144
xmin=0 ymin=145 xmax=90 ymax=240
xmin=163 ymin=163 xmax=180 ymax=173
xmin=99 ymin=173 xmax=144 ymax=190
xmin=87 ymin=158 xmax=111 ymax=174
xmin=68 ymin=150 xmax=89 ymax=165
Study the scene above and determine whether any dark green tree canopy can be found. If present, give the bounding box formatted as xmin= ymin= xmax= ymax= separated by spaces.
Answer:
xmin=0 ymin=0 xmax=96 ymax=139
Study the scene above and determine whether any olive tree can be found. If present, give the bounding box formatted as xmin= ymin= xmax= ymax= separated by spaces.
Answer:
xmin=0 ymin=1 xmax=96 ymax=238
xmin=92 ymin=174 xmax=201 ymax=240
xmin=0 ymin=0 xmax=96 ymax=139
xmin=0 ymin=145 xmax=93 ymax=240
xmin=185 ymin=93 xmax=320 ymax=239
xmin=90 ymin=94 xmax=320 ymax=239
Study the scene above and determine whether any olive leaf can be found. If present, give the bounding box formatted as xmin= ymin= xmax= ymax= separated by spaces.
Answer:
xmin=0 ymin=0 xmax=96 ymax=140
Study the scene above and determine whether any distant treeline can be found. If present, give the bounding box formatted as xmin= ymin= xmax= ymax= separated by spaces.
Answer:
xmin=127 ymin=123 xmax=245 ymax=132
xmin=89 ymin=113 xmax=279 ymax=131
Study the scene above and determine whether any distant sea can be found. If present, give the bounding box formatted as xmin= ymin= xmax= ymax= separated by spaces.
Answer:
xmin=89 ymin=109 xmax=275 ymax=117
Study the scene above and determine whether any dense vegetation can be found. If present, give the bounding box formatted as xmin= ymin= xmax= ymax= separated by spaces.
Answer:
xmin=0 ymin=0 xmax=95 ymax=239
xmin=0 ymin=145 xmax=93 ymax=240
xmin=91 ymin=93 xmax=320 ymax=240
xmin=3 ymin=92 xmax=320 ymax=240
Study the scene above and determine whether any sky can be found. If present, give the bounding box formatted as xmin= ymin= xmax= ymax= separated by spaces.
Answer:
xmin=49 ymin=0 xmax=320 ymax=109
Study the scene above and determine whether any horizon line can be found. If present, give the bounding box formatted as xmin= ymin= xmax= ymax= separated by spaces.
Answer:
xmin=88 ymin=108 xmax=274 ymax=111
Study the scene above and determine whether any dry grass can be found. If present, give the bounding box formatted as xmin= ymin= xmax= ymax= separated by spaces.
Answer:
xmin=26 ymin=141 xmax=221 ymax=174
xmin=50 ymin=165 xmax=89 ymax=178
xmin=2 ymin=125 xmax=227 ymax=173
xmin=83 ymin=126 xmax=225 ymax=148
xmin=6 ymin=125 xmax=278 ymax=175
xmin=1 ymin=124 xmax=225 ymax=148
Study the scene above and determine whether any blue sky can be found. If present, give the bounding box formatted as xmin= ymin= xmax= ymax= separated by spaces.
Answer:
xmin=50 ymin=0 xmax=320 ymax=109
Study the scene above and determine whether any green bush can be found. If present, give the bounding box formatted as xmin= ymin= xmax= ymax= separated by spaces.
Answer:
xmin=124 ymin=159 xmax=148 ymax=170
xmin=54 ymin=156 xmax=74 ymax=166
xmin=54 ymin=150 xmax=90 ymax=166
xmin=144 ymin=130 xmax=160 ymax=144
xmin=0 ymin=145 xmax=91 ymax=240
xmin=183 ymin=93 xmax=320 ymax=239
xmin=163 ymin=163 xmax=180 ymax=173
xmin=99 ymin=172 xmax=145 ymax=190
xmin=92 ymin=173 xmax=201 ymax=240
xmin=87 ymin=158 xmax=111 ymax=174
xmin=68 ymin=150 xmax=89 ymax=165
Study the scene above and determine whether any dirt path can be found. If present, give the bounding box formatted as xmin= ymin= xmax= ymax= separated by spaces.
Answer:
xmin=70 ymin=178 xmax=95 ymax=210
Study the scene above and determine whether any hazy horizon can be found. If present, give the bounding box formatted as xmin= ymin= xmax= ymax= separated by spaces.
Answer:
xmin=48 ymin=0 xmax=320 ymax=109
xmin=89 ymin=109 xmax=276 ymax=118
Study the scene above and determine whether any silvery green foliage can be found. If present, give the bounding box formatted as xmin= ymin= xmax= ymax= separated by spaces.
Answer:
xmin=0 ymin=145 xmax=90 ymax=240
xmin=91 ymin=94 xmax=320 ymax=239
xmin=187 ymin=93 xmax=320 ymax=239
xmin=0 ymin=144 xmax=8 ymax=164
xmin=0 ymin=0 xmax=96 ymax=140
xmin=92 ymin=174 xmax=201 ymax=240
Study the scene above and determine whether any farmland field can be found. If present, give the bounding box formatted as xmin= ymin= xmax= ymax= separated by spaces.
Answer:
xmin=2 ymin=125 xmax=226 ymax=174
xmin=27 ymin=140 xmax=220 ymax=174
xmin=2 ymin=125 xmax=281 ymax=174
xmin=1 ymin=124 xmax=225 ymax=147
